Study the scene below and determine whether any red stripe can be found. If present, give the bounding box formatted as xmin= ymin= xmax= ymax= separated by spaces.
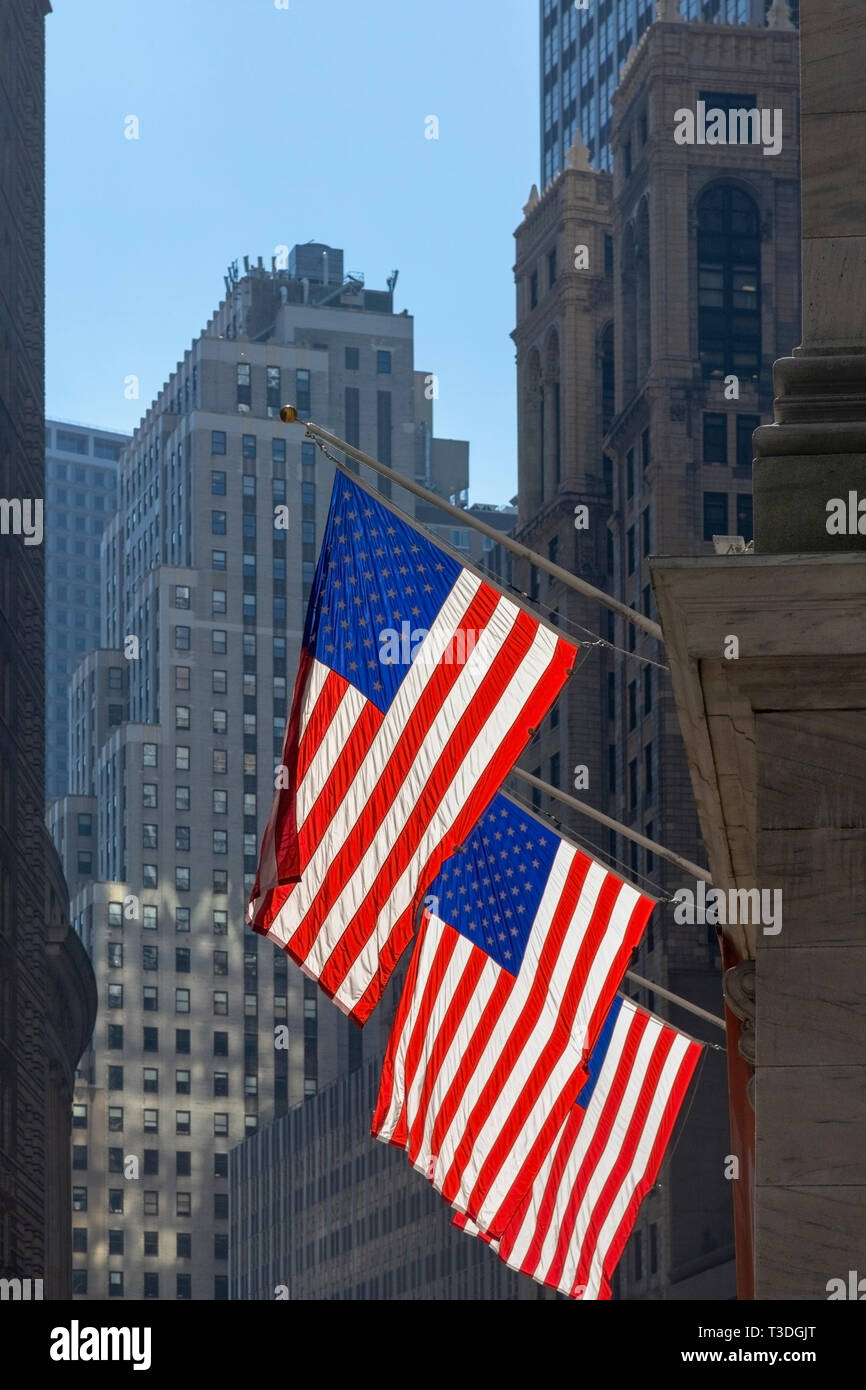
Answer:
xmin=574 ymin=1038 xmax=702 ymax=1299
xmin=313 ymin=616 xmax=574 ymax=1009
xmin=295 ymin=667 xmax=352 ymax=787
xmin=283 ymin=583 xmax=504 ymax=964
xmin=475 ymin=882 xmax=655 ymax=1236
xmin=405 ymin=945 xmax=507 ymax=1165
xmin=436 ymin=852 xmax=596 ymax=1205
xmin=382 ymin=924 xmax=461 ymax=1147
xmin=544 ymin=1010 xmax=652 ymax=1288
xmin=297 ymin=698 xmax=383 ymax=861
xmin=371 ymin=911 xmax=435 ymax=1135
xmin=500 ymin=1102 xmax=585 ymax=1272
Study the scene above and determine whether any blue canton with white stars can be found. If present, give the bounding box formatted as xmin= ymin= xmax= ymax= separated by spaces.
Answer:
xmin=426 ymin=792 xmax=560 ymax=977
xmin=302 ymin=474 xmax=462 ymax=713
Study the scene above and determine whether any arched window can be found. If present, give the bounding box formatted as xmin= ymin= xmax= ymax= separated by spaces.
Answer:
xmin=697 ymin=185 xmax=761 ymax=380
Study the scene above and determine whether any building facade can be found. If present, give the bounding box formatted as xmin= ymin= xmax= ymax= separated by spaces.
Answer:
xmin=44 ymin=420 xmax=124 ymax=801
xmin=517 ymin=9 xmax=800 ymax=1297
xmin=540 ymin=0 xmax=797 ymax=184
xmin=48 ymin=246 xmax=467 ymax=1300
xmin=0 ymin=0 xmax=98 ymax=1299
xmin=230 ymin=1055 xmax=553 ymax=1300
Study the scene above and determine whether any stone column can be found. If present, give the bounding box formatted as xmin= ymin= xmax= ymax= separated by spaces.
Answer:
xmin=754 ymin=1 xmax=866 ymax=551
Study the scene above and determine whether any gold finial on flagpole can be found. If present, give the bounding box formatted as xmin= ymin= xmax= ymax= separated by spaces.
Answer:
xmin=279 ymin=404 xmax=299 ymax=424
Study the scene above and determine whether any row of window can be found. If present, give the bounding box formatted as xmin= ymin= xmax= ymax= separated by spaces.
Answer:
xmin=140 ymin=825 xmax=258 ymax=856
xmin=73 ymin=1271 xmax=227 ymax=1299
xmin=107 ymin=944 xmax=253 ymax=974
xmin=73 ymin=1187 xmax=229 ymax=1218
xmin=80 ymin=1065 xmax=265 ymax=1096
xmin=71 ymin=1140 xmax=229 ymax=1181
xmin=74 ymin=1228 xmax=227 ymax=1260
xmin=105 ymin=986 xmax=260 ymax=1015
xmin=142 ymin=783 xmax=261 ymax=814
xmin=210 ymin=431 xmax=286 ymax=461
xmin=703 ymin=411 xmax=759 ymax=468
xmin=209 ymin=471 xmax=286 ymax=501
xmin=107 ymin=902 xmax=228 ymax=932
xmin=74 ymin=1106 xmax=238 ymax=1138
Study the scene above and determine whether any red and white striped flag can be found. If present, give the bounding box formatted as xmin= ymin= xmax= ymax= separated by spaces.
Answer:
xmin=454 ymin=994 xmax=702 ymax=1299
xmin=372 ymin=793 xmax=654 ymax=1235
xmin=248 ymin=472 xmax=576 ymax=1024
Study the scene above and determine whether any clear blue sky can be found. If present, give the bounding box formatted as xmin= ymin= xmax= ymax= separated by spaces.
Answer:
xmin=46 ymin=0 xmax=538 ymax=503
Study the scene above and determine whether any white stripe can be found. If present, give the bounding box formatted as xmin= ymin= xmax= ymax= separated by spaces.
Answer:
xmin=375 ymin=916 xmax=464 ymax=1142
xmin=261 ymin=571 xmax=484 ymax=947
xmin=328 ymin=612 xmax=561 ymax=1011
xmin=542 ymin=1014 xmax=663 ymax=1294
xmin=410 ymin=951 xmax=503 ymax=1174
xmin=578 ymin=1035 xmax=691 ymax=1300
xmin=295 ymin=680 xmax=367 ymax=832
xmin=431 ymin=857 xmax=608 ymax=1211
xmin=513 ymin=1003 xmax=636 ymax=1279
xmin=464 ymin=875 xmax=644 ymax=1230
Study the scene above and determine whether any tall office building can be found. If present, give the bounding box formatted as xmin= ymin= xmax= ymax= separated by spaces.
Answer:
xmin=516 ymin=11 xmax=799 ymax=1297
xmin=540 ymin=0 xmax=797 ymax=183
xmin=0 ymin=0 xmax=97 ymax=1297
xmin=230 ymin=1055 xmax=553 ymax=1300
xmin=44 ymin=420 xmax=125 ymax=800
xmin=47 ymin=245 xmax=468 ymax=1300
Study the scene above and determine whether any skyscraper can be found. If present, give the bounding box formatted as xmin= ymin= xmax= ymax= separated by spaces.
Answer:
xmin=0 ymin=0 xmax=97 ymax=1298
xmin=540 ymin=0 xmax=796 ymax=184
xmin=44 ymin=420 xmax=125 ymax=801
xmin=517 ymin=9 xmax=799 ymax=1297
xmin=48 ymin=246 xmax=468 ymax=1300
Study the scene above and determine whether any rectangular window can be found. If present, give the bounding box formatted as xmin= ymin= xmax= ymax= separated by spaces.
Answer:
xmin=213 ymin=991 xmax=228 ymax=1015
xmin=176 ymin=907 xmax=190 ymax=933
xmin=143 ymin=1067 xmax=158 ymax=1093
xmin=628 ymin=681 xmax=637 ymax=731
xmin=175 ymin=787 xmax=190 ymax=813
xmin=142 ymin=742 xmax=157 ymax=767
xmin=108 ymin=983 xmax=123 ymax=1008
xmin=237 ymin=360 xmax=251 ymax=411
xmin=213 ymin=750 xmax=227 ymax=774
xmin=266 ymin=366 xmax=281 ymax=414
xmin=174 ymin=666 xmax=190 ymax=692
xmin=175 ymin=866 xmax=190 ymax=892
xmin=214 ymin=1113 xmax=229 ymax=1137
xmin=213 ymin=910 xmax=228 ymax=935
xmin=736 ymin=414 xmax=760 ymax=471
xmin=242 ymin=434 xmax=256 ymax=461
xmin=629 ymin=758 xmax=638 ymax=810
xmin=627 ymin=526 xmax=635 ymax=574
xmin=176 ymin=1111 xmax=191 ymax=1135
xmin=376 ymin=349 xmax=391 ymax=374
xmin=175 ymin=948 xmax=190 ymax=973
xmin=213 ymin=829 xmax=228 ymax=855
xmin=174 ymin=705 xmax=190 ymax=730
xmin=645 ymin=743 xmax=653 ymax=798
xmin=143 ymin=1109 xmax=158 ymax=1134
xmin=211 ymin=510 xmax=227 ymax=535
xmin=175 ymin=745 xmax=190 ymax=771
xmin=175 ymin=1029 xmax=190 ymax=1054
xmin=737 ymin=492 xmax=754 ymax=542
xmin=214 ymin=1072 xmax=229 ymax=1097
xmin=107 ymin=942 xmax=123 ymax=968
xmin=142 ymin=864 xmax=157 ymax=888
xmin=212 ymin=628 xmax=227 ymax=654
xmin=295 ymin=368 xmax=311 ymax=419
xmin=271 ymin=437 xmax=286 ymax=464
xmin=703 ymin=491 xmax=729 ymax=541
xmin=212 ymin=549 xmax=226 ymax=570
xmin=211 ymin=470 xmax=226 ymax=495
xmin=143 ymin=1026 xmax=158 ymax=1052
xmin=212 ymin=710 xmax=227 ymax=735
xmin=703 ymin=412 xmax=728 ymax=464
xmin=142 ymin=944 xmax=158 ymax=971
xmin=213 ymin=950 xmax=229 ymax=975
xmin=626 ymin=448 xmax=634 ymax=500
xmin=211 ymin=430 xmax=226 ymax=455
xmin=176 ymin=988 xmax=190 ymax=1014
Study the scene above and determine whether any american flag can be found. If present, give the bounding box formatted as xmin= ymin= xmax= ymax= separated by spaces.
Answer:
xmin=454 ymin=995 xmax=703 ymax=1299
xmin=372 ymin=792 xmax=655 ymax=1234
xmin=248 ymin=472 xmax=577 ymax=1023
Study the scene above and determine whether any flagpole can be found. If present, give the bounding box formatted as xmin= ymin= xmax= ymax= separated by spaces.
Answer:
xmin=511 ymin=767 xmax=713 ymax=885
xmin=280 ymin=406 xmax=664 ymax=643
xmin=623 ymin=970 xmax=726 ymax=1033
